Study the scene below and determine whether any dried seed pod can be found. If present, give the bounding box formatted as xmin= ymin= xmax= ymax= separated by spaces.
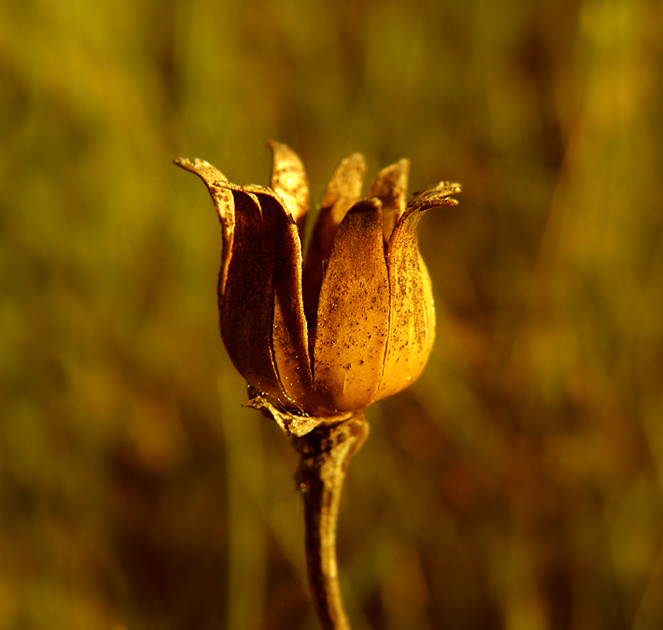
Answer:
xmin=175 ymin=143 xmax=460 ymax=433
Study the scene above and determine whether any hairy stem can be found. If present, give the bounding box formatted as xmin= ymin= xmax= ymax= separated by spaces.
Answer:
xmin=292 ymin=414 xmax=369 ymax=630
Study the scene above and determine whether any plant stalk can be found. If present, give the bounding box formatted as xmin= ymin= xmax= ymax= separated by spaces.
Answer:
xmin=292 ymin=414 xmax=369 ymax=630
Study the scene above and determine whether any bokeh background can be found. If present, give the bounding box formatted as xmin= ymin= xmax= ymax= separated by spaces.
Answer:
xmin=2 ymin=0 xmax=663 ymax=628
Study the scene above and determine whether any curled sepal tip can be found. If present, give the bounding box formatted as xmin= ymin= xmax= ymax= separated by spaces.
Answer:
xmin=174 ymin=157 xmax=235 ymax=294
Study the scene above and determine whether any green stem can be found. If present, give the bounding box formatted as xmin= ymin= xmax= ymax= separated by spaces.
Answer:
xmin=292 ymin=415 xmax=369 ymax=630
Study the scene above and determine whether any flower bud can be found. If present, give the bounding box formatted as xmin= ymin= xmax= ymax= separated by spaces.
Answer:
xmin=175 ymin=143 xmax=460 ymax=432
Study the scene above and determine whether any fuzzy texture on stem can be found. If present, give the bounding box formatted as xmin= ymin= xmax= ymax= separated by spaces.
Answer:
xmin=292 ymin=415 xmax=369 ymax=630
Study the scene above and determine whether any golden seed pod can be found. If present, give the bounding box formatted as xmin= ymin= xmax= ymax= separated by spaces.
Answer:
xmin=175 ymin=142 xmax=460 ymax=434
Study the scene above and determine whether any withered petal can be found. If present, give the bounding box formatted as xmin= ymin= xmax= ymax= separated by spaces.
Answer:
xmin=376 ymin=182 xmax=461 ymax=400
xmin=313 ymin=199 xmax=390 ymax=413
xmin=252 ymin=190 xmax=313 ymax=407
xmin=218 ymin=189 xmax=283 ymax=399
xmin=214 ymin=183 xmax=312 ymax=409
xmin=302 ymin=153 xmax=366 ymax=329
xmin=176 ymin=160 xmax=314 ymax=409
xmin=365 ymin=158 xmax=409 ymax=242
xmin=174 ymin=158 xmax=235 ymax=294
xmin=267 ymin=140 xmax=310 ymax=230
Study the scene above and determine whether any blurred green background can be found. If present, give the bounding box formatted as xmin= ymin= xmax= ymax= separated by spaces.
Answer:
xmin=2 ymin=0 xmax=663 ymax=628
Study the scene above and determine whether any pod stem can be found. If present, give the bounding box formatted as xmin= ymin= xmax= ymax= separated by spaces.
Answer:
xmin=292 ymin=414 xmax=369 ymax=630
